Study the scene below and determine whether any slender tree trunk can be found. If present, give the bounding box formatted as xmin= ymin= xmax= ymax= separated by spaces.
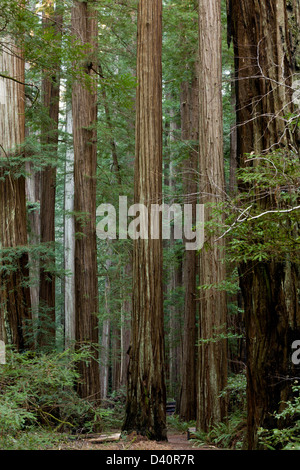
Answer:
xmin=64 ymin=102 xmax=75 ymax=348
xmin=72 ymin=0 xmax=100 ymax=401
xmin=167 ymin=225 xmax=182 ymax=403
xmin=123 ymin=0 xmax=167 ymax=440
xmin=179 ymin=76 xmax=199 ymax=421
xmin=229 ymin=73 xmax=237 ymax=196
xmin=111 ymin=324 xmax=122 ymax=391
xmin=197 ymin=0 xmax=228 ymax=432
xmin=120 ymin=262 xmax=132 ymax=388
xmin=0 ymin=40 xmax=31 ymax=349
xmin=164 ymin=108 xmax=183 ymax=403
xmin=228 ymin=0 xmax=300 ymax=449
xmin=25 ymin=152 xmax=40 ymax=324
xmin=100 ymin=256 xmax=112 ymax=400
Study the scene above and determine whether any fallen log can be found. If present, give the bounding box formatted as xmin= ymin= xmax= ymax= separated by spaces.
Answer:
xmin=87 ymin=433 xmax=121 ymax=444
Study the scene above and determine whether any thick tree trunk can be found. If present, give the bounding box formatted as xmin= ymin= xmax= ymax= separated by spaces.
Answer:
xmin=72 ymin=0 xmax=100 ymax=401
xmin=123 ymin=0 xmax=167 ymax=441
xmin=197 ymin=0 xmax=228 ymax=432
xmin=228 ymin=0 xmax=300 ymax=449
xmin=0 ymin=41 xmax=31 ymax=349
xmin=179 ymin=77 xmax=199 ymax=421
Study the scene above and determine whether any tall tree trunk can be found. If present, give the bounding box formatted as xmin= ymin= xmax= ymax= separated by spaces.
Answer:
xmin=228 ymin=0 xmax=300 ymax=449
xmin=123 ymin=0 xmax=167 ymax=441
xmin=164 ymin=108 xmax=183 ymax=404
xmin=100 ymin=256 xmax=112 ymax=400
xmin=39 ymin=2 xmax=62 ymax=348
xmin=197 ymin=0 xmax=228 ymax=432
xmin=179 ymin=76 xmax=199 ymax=421
xmin=64 ymin=102 xmax=75 ymax=349
xmin=25 ymin=151 xmax=40 ymax=324
xmin=72 ymin=0 xmax=100 ymax=401
xmin=0 ymin=40 xmax=31 ymax=349
xmin=120 ymin=262 xmax=132 ymax=388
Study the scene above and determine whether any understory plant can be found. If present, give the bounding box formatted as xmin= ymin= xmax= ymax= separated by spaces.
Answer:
xmin=258 ymin=382 xmax=300 ymax=450
xmin=0 ymin=347 xmax=104 ymax=449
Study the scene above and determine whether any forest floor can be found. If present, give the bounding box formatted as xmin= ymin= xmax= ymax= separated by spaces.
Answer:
xmin=57 ymin=431 xmax=219 ymax=451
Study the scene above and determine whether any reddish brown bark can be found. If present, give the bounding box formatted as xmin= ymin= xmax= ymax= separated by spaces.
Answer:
xmin=72 ymin=0 xmax=100 ymax=401
xmin=123 ymin=0 xmax=167 ymax=440
xmin=197 ymin=0 xmax=228 ymax=432
xmin=0 ymin=41 xmax=31 ymax=350
xmin=179 ymin=77 xmax=199 ymax=421
xmin=39 ymin=3 xmax=62 ymax=348
xmin=228 ymin=0 xmax=300 ymax=449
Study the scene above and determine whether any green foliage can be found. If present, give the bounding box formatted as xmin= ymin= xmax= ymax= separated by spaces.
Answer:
xmin=220 ymin=372 xmax=247 ymax=412
xmin=167 ymin=414 xmax=196 ymax=434
xmin=258 ymin=383 xmax=300 ymax=450
xmin=100 ymin=388 xmax=127 ymax=431
xmin=191 ymin=412 xmax=247 ymax=450
xmin=0 ymin=348 xmax=105 ymax=449
xmin=206 ymin=149 xmax=300 ymax=264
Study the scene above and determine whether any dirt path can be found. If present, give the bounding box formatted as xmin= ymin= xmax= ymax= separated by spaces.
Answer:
xmin=60 ymin=432 xmax=218 ymax=451
xmin=167 ymin=434 xmax=218 ymax=451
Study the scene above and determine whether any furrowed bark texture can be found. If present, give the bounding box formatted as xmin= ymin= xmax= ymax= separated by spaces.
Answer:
xmin=72 ymin=0 xmax=100 ymax=401
xmin=179 ymin=77 xmax=199 ymax=421
xmin=0 ymin=41 xmax=31 ymax=349
xmin=123 ymin=0 xmax=167 ymax=441
xmin=228 ymin=0 xmax=300 ymax=449
xmin=197 ymin=0 xmax=228 ymax=432
xmin=39 ymin=3 xmax=62 ymax=347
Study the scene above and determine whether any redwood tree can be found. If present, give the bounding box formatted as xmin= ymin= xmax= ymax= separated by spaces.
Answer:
xmin=179 ymin=76 xmax=199 ymax=421
xmin=39 ymin=1 xmax=62 ymax=348
xmin=123 ymin=0 xmax=167 ymax=440
xmin=228 ymin=0 xmax=300 ymax=449
xmin=0 ymin=41 xmax=31 ymax=349
xmin=71 ymin=0 xmax=100 ymax=400
xmin=197 ymin=0 xmax=228 ymax=432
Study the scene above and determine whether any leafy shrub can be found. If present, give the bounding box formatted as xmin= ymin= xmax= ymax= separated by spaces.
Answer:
xmin=258 ymin=382 xmax=300 ymax=450
xmin=0 ymin=347 xmax=104 ymax=448
xmin=219 ymin=372 xmax=247 ymax=413
xmin=166 ymin=414 xmax=196 ymax=433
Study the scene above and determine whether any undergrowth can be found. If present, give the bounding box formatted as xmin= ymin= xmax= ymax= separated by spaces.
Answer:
xmin=0 ymin=348 xmax=108 ymax=449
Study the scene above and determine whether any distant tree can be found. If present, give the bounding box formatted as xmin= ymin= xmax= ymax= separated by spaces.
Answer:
xmin=179 ymin=75 xmax=199 ymax=421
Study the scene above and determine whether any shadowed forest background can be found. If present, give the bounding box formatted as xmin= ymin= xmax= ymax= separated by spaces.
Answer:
xmin=0 ymin=0 xmax=300 ymax=451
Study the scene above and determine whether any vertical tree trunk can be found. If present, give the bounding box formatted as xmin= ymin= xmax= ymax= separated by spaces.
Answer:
xmin=39 ymin=2 xmax=62 ymax=348
xmin=25 ymin=154 xmax=40 ymax=323
xmin=72 ymin=0 xmax=100 ymax=401
xmin=228 ymin=0 xmax=300 ymax=449
xmin=123 ymin=0 xmax=167 ymax=441
xmin=100 ymin=257 xmax=112 ymax=400
xmin=120 ymin=262 xmax=132 ymax=388
xmin=164 ymin=107 xmax=183 ymax=403
xmin=197 ymin=0 xmax=228 ymax=432
xmin=179 ymin=76 xmax=199 ymax=421
xmin=64 ymin=102 xmax=75 ymax=348
xmin=0 ymin=40 xmax=31 ymax=349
